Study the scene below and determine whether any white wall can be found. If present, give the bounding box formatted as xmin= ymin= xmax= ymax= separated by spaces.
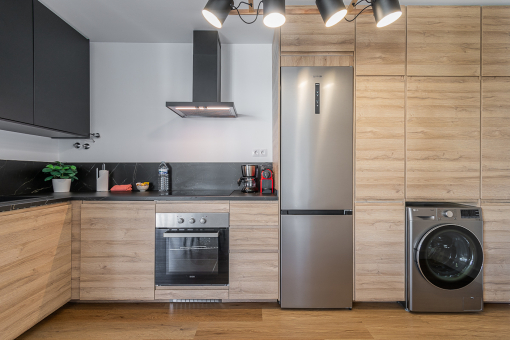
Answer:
xmin=58 ymin=42 xmax=273 ymax=163
xmin=0 ymin=130 xmax=59 ymax=162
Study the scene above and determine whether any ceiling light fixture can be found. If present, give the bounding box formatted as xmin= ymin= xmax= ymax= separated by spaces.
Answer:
xmin=263 ymin=0 xmax=286 ymax=28
xmin=202 ymin=0 xmax=233 ymax=28
xmin=203 ymin=0 xmax=286 ymax=28
xmin=316 ymin=0 xmax=347 ymax=27
xmin=372 ymin=0 xmax=402 ymax=27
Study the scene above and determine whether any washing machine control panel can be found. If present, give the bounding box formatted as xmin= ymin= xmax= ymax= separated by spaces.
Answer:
xmin=443 ymin=210 xmax=454 ymax=218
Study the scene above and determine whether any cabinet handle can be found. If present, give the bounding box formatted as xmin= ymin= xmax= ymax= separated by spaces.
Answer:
xmin=163 ymin=232 xmax=218 ymax=238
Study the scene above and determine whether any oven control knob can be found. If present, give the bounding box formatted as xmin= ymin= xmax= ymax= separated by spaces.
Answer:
xmin=443 ymin=210 xmax=454 ymax=218
xmin=177 ymin=218 xmax=184 ymax=224
xmin=200 ymin=218 xmax=206 ymax=224
xmin=189 ymin=218 xmax=195 ymax=224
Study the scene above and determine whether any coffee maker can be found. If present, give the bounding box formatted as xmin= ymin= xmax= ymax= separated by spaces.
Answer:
xmin=238 ymin=165 xmax=258 ymax=193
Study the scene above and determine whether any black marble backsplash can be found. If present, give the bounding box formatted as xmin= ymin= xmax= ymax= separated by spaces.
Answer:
xmin=0 ymin=160 xmax=272 ymax=196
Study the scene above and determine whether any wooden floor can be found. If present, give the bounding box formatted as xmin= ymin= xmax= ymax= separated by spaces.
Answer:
xmin=17 ymin=302 xmax=510 ymax=340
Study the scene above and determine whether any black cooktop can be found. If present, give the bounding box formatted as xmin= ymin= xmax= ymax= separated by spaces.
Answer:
xmin=159 ymin=190 xmax=234 ymax=197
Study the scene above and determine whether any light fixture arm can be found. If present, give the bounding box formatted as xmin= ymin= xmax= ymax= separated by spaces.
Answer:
xmin=232 ymin=0 xmax=263 ymax=24
xmin=344 ymin=0 xmax=372 ymax=22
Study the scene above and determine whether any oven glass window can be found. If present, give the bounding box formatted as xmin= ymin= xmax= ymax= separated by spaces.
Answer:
xmin=167 ymin=236 xmax=219 ymax=274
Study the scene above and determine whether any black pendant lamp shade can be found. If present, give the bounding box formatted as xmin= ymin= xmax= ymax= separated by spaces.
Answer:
xmin=316 ymin=0 xmax=347 ymax=27
xmin=203 ymin=0 xmax=232 ymax=28
xmin=263 ymin=0 xmax=286 ymax=28
xmin=372 ymin=0 xmax=402 ymax=27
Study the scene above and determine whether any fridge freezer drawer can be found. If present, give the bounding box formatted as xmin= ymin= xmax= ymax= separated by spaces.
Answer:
xmin=280 ymin=214 xmax=353 ymax=309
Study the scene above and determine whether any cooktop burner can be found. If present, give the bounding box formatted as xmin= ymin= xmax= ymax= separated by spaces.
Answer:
xmin=160 ymin=190 xmax=234 ymax=197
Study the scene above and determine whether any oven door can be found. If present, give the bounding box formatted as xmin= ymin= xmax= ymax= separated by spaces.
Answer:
xmin=155 ymin=228 xmax=229 ymax=285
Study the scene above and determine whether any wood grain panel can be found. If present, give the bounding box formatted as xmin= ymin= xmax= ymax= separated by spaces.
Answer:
xmin=80 ymin=202 xmax=155 ymax=301
xmin=407 ymin=6 xmax=480 ymax=76
xmin=71 ymin=201 xmax=81 ymax=300
xmin=482 ymin=7 xmax=510 ymax=76
xmin=229 ymin=202 xmax=279 ymax=226
xmin=355 ymin=202 xmax=405 ymax=302
xmin=230 ymin=228 xmax=279 ymax=253
xmin=156 ymin=201 xmax=229 ymax=213
xmin=281 ymin=14 xmax=354 ymax=52
xmin=356 ymin=7 xmax=406 ymax=75
xmin=229 ymin=253 xmax=279 ymax=300
xmin=281 ymin=55 xmax=353 ymax=67
xmin=482 ymin=77 xmax=510 ymax=199
xmin=0 ymin=203 xmax=71 ymax=340
xmin=155 ymin=289 xmax=229 ymax=300
xmin=406 ymin=77 xmax=480 ymax=200
xmin=356 ymin=76 xmax=405 ymax=201
xmin=480 ymin=203 xmax=510 ymax=302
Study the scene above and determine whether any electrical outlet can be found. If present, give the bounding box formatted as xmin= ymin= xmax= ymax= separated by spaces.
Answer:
xmin=260 ymin=149 xmax=268 ymax=157
xmin=252 ymin=149 xmax=260 ymax=157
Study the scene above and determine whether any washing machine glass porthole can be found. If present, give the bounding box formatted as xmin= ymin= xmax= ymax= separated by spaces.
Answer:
xmin=416 ymin=224 xmax=483 ymax=290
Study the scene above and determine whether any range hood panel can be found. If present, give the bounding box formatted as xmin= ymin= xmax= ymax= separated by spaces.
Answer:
xmin=166 ymin=102 xmax=237 ymax=118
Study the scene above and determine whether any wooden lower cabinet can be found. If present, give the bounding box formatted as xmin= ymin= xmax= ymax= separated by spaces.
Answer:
xmin=481 ymin=202 xmax=510 ymax=302
xmin=355 ymin=202 xmax=405 ymax=302
xmin=0 ymin=203 xmax=72 ymax=340
xmin=80 ymin=202 xmax=156 ymax=301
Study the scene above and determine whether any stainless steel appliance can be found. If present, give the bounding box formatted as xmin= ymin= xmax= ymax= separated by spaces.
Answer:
xmin=280 ymin=66 xmax=354 ymax=309
xmin=155 ymin=212 xmax=229 ymax=286
xmin=406 ymin=202 xmax=484 ymax=312
xmin=237 ymin=164 xmax=258 ymax=193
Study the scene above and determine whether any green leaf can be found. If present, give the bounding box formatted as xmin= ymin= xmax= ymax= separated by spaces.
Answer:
xmin=63 ymin=166 xmax=70 ymax=170
xmin=50 ymin=171 xmax=61 ymax=176
xmin=70 ymin=166 xmax=77 ymax=170
xmin=42 ymin=168 xmax=52 ymax=173
xmin=44 ymin=176 xmax=53 ymax=181
xmin=53 ymin=166 xmax=61 ymax=170
xmin=46 ymin=164 xmax=54 ymax=169
xmin=71 ymin=176 xmax=78 ymax=180
xmin=61 ymin=175 xmax=69 ymax=179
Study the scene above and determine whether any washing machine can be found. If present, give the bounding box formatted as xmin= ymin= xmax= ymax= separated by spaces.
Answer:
xmin=406 ymin=202 xmax=484 ymax=312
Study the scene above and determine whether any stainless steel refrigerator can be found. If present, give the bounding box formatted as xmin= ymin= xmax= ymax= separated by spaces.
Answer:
xmin=280 ymin=66 xmax=353 ymax=309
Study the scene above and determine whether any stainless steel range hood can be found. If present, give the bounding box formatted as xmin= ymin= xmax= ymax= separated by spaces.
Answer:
xmin=166 ymin=31 xmax=237 ymax=118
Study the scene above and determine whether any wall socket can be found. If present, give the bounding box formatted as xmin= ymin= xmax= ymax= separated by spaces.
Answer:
xmin=252 ymin=149 xmax=268 ymax=157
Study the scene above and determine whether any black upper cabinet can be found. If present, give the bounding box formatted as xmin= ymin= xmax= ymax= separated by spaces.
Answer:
xmin=0 ymin=0 xmax=34 ymax=125
xmin=33 ymin=0 xmax=90 ymax=137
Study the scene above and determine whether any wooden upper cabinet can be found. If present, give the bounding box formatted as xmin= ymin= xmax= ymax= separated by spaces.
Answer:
xmin=355 ymin=202 xmax=405 ymax=302
xmin=356 ymin=7 xmax=406 ymax=76
xmin=406 ymin=77 xmax=480 ymax=200
xmin=356 ymin=76 xmax=405 ymax=201
xmin=481 ymin=202 xmax=510 ymax=302
xmin=483 ymin=7 xmax=510 ymax=76
xmin=281 ymin=14 xmax=354 ymax=53
xmin=80 ymin=202 xmax=155 ymax=301
xmin=482 ymin=77 xmax=510 ymax=199
xmin=0 ymin=203 xmax=72 ymax=340
xmin=407 ymin=6 xmax=480 ymax=76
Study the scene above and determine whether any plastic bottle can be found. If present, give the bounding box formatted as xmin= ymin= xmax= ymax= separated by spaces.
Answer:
xmin=158 ymin=161 xmax=169 ymax=192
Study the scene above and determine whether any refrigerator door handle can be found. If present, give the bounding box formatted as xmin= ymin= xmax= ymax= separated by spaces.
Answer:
xmin=281 ymin=210 xmax=353 ymax=216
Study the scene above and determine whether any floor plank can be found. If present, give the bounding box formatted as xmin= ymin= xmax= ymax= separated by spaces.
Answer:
xmin=16 ymin=302 xmax=510 ymax=340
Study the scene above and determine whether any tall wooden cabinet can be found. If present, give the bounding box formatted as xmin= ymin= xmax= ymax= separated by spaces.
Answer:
xmin=482 ymin=7 xmax=510 ymax=77
xmin=80 ymin=202 xmax=156 ymax=301
xmin=0 ymin=203 xmax=72 ymax=340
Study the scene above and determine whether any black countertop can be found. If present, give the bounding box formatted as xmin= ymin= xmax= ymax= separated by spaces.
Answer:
xmin=0 ymin=190 xmax=278 ymax=213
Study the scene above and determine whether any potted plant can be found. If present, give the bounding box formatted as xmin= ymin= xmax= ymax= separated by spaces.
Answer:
xmin=43 ymin=161 xmax=78 ymax=193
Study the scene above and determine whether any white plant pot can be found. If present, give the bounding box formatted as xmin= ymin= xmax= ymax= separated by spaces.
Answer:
xmin=52 ymin=179 xmax=71 ymax=193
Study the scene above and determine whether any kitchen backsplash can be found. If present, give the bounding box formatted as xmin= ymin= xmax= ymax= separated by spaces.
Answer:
xmin=0 ymin=160 xmax=272 ymax=196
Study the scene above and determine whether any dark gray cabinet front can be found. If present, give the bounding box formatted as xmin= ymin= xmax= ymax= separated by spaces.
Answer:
xmin=0 ymin=0 xmax=34 ymax=125
xmin=33 ymin=0 xmax=90 ymax=137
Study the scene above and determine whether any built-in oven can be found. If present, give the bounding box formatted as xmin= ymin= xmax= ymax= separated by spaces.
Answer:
xmin=155 ymin=212 xmax=229 ymax=286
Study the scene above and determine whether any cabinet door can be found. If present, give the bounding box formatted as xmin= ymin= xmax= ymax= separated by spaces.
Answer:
xmin=80 ymin=202 xmax=155 ymax=301
xmin=229 ymin=202 xmax=279 ymax=226
xmin=0 ymin=0 xmax=34 ymax=124
xmin=229 ymin=253 xmax=279 ymax=300
xmin=481 ymin=203 xmax=510 ymax=302
xmin=33 ymin=0 xmax=90 ymax=136
xmin=355 ymin=202 xmax=405 ymax=302
xmin=0 ymin=203 xmax=71 ymax=340
xmin=482 ymin=7 xmax=510 ymax=76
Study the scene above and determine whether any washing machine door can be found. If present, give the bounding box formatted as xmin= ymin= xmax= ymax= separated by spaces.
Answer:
xmin=416 ymin=224 xmax=483 ymax=290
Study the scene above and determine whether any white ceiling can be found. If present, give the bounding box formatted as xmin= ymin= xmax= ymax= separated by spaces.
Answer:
xmin=40 ymin=0 xmax=510 ymax=44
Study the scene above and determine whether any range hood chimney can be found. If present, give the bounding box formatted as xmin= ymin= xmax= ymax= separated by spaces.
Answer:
xmin=166 ymin=31 xmax=237 ymax=118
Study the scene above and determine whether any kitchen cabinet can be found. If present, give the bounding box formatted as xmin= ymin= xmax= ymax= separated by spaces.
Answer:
xmin=228 ymin=202 xmax=279 ymax=300
xmin=280 ymin=55 xmax=353 ymax=67
xmin=0 ymin=0 xmax=89 ymax=138
xmin=0 ymin=203 xmax=72 ymax=340
xmin=355 ymin=202 xmax=405 ymax=302
xmin=482 ymin=77 xmax=510 ymax=200
xmin=356 ymin=76 xmax=405 ymax=201
xmin=281 ymin=14 xmax=354 ymax=53
xmin=80 ymin=202 xmax=156 ymax=301
xmin=480 ymin=202 xmax=510 ymax=302
xmin=0 ymin=0 xmax=34 ymax=125
xmin=355 ymin=7 xmax=406 ymax=76
xmin=482 ymin=7 xmax=510 ymax=76
xmin=406 ymin=77 xmax=480 ymax=200
xmin=407 ymin=6 xmax=480 ymax=76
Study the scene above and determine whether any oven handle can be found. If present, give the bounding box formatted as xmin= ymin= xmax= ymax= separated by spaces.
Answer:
xmin=163 ymin=232 xmax=219 ymax=238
